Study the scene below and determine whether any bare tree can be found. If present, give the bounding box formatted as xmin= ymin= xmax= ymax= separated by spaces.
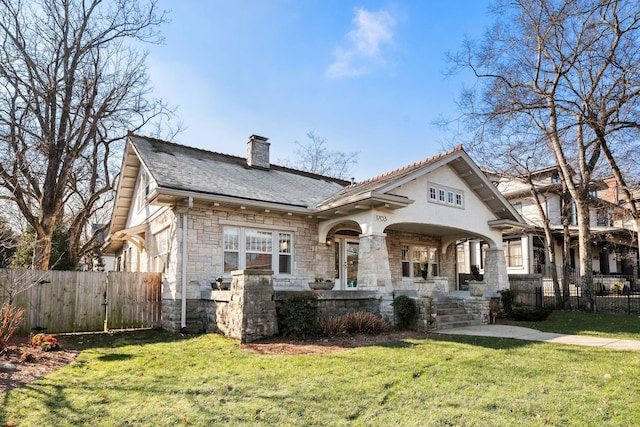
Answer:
xmin=451 ymin=0 xmax=640 ymax=310
xmin=0 ymin=0 xmax=174 ymax=269
xmin=282 ymin=131 xmax=359 ymax=180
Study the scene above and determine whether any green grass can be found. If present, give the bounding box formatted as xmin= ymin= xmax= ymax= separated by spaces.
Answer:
xmin=512 ymin=310 xmax=640 ymax=340
xmin=2 ymin=311 xmax=639 ymax=426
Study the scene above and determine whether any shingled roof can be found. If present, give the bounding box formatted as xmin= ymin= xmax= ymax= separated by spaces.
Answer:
xmin=129 ymin=134 xmax=350 ymax=208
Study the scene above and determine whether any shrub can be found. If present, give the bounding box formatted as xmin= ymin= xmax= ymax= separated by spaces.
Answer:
xmin=510 ymin=307 xmax=553 ymax=321
xmin=0 ymin=302 xmax=24 ymax=352
xmin=30 ymin=333 xmax=59 ymax=352
xmin=278 ymin=295 xmax=319 ymax=339
xmin=498 ymin=289 xmax=516 ymax=314
xmin=318 ymin=315 xmax=349 ymax=336
xmin=610 ymin=282 xmax=625 ymax=295
xmin=393 ymin=295 xmax=416 ymax=330
xmin=319 ymin=311 xmax=389 ymax=336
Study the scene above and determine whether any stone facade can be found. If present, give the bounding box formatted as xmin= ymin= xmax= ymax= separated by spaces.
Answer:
xmin=357 ymin=234 xmax=392 ymax=290
xmin=202 ymin=270 xmax=278 ymax=342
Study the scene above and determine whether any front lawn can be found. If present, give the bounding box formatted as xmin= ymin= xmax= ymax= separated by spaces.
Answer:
xmin=512 ymin=310 xmax=640 ymax=340
xmin=2 ymin=324 xmax=639 ymax=426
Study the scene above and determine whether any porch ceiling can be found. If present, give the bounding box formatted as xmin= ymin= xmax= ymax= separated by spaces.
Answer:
xmin=385 ymin=222 xmax=481 ymax=240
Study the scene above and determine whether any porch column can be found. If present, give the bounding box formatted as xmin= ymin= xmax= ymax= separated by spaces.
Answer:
xmin=484 ymin=248 xmax=508 ymax=293
xmin=357 ymin=233 xmax=392 ymax=291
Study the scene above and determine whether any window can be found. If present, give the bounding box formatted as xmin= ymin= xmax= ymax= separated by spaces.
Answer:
xmin=154 ymin=227 xmax=170 ymax=272
xmin=136 ymin=170 xmax=149 ymax=211
xmin=278 ymin=233 xmax=292 ymax=274
xmin=401 ymin=244 xmax=439 ymax=278
xmin=513 ymin=202 xmax=522 ymax=215
xmin=504 ymin=239 xmax=523 ymax=268
xmin=223 ymin=227 xmax=293 ymax=274
xmin=428 ymin=182 xmax=464 ymax=208
xmin=245 ymin=229 xmax=272 ymax=270
xmin=223 ymin=227 xmax=240 ymax=272
xmin=401 ymin=245 xmax=410 ymax=276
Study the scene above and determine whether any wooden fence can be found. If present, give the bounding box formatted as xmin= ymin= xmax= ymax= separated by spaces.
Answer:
xmin=0 ymin=269 xmax=162 ymax=334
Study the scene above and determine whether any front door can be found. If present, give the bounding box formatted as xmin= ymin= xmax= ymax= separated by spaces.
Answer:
xmin=334 ymin=238 xmax=359 ymax=290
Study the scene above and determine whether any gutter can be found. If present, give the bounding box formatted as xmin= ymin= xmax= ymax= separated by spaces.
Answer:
xmin=181 ymin=196 xmax=193 ymax=330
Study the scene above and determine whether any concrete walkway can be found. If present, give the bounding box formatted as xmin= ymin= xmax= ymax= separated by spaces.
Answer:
xmin=433 ymin=325 xmax=640 ymax=351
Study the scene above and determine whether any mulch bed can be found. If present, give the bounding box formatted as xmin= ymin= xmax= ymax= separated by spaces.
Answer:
xmin=0 ymin=336 xmax=79 ymax=394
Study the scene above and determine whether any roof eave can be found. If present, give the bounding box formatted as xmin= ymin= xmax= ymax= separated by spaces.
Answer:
xmin=149 ymin=186 xmax=314 ymax=216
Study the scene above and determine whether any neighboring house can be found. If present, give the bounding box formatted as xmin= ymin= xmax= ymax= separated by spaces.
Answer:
xmin=486 ymin=167 xmax=639 ymax=284
xmin=105 ymin=133 xmax=523 ymax=333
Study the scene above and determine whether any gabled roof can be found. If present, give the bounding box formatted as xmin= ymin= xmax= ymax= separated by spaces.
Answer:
xmin=317 ymin=145 xmax=522 ymax=222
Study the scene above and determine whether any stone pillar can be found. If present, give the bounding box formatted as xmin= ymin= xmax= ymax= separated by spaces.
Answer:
xmin=484 ymin=248 xmax=508 ymax=293
xmin=357 ymin=233 xmax=392 ymax=290
xmin=224 ymin=270 xmax=278 ymax=343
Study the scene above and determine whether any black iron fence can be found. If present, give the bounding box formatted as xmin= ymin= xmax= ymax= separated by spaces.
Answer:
xmin=541 ymin=274 xmax=640 ymax=315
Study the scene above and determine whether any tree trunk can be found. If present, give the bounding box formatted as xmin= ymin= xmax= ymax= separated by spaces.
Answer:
xmin=576 ymin=200 xmax=594 ymax=311
xmin=32 ymin=231 xmax=52 ymax=270
xmin=561 ymin=185 xmax=572 ymax=309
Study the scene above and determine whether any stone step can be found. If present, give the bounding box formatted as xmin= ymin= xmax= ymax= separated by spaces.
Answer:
xmin=433 ymin=300 xmax=483 ymax=330
xmin=435 ymin=303 xmax=460 ymax=310
xmin=436 ymin=307 xmax=466 ymax=315
xmin=436 ymin=319 xmax=483 ymax=329
xmin=437 ymin=313 xmax=475 ymax=323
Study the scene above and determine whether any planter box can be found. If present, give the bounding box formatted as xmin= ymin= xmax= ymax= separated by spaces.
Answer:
xmin=416 ymin=280 xmax=435 ymax=297
xmin=309 ymin=281 xmax=335 ymax=291
xmin=468 ymin=280 xmax=486 ymax=297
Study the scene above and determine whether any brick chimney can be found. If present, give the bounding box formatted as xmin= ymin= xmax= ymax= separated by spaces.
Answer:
xmin=246 ymin=135 xmax=270 ymax=169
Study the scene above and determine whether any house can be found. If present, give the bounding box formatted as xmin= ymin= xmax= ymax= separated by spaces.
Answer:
xmin=486 ymin=167 xmax=639 ymax=288
xmin=105 ymin=133 xmax=523 ymax=337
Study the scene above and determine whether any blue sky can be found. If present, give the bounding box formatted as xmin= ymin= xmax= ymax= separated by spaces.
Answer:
xmin=147 ymin=1 xmax=493 ymax=180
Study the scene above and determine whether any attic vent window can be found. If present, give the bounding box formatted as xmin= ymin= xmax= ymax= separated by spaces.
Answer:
xmin=428 ymin=183 xmax=464 ymax=209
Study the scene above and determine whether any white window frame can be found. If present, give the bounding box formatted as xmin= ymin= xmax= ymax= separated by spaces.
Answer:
xmin=222 ymin=226 xmax=294 ymax=275
xmin=153 ymin=227 xmax=170 ymax=273
xmin=136 ymin=170 xmax=149 ymax=211
xmin=504 ymin=238 xmax=523 ymax=268
xmin=428 ymin=182 xmax=464 ymax=209
xmin=401 ymin=244 xmax=439 ymax=278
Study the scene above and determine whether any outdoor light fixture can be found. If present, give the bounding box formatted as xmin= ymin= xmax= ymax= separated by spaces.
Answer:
xmin=326 ymin=237 xmax=333 ymax=246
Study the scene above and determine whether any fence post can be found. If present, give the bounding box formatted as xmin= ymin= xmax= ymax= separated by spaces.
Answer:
xmin=103 ymin=274 xmax=109 ymax=332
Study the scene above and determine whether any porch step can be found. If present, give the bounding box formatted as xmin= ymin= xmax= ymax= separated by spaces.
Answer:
xmin=433 ymin=300 xmax=482 ymax=330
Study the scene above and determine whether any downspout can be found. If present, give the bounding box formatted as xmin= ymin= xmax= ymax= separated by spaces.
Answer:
xmin=181 ymin=197 xmax=193 ymax=330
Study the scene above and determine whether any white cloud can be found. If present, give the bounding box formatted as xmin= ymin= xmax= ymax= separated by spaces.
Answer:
xmin=326 ymin=8 xmax=396 ymax=78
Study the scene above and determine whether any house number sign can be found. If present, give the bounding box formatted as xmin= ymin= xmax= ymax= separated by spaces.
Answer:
xmin=375 ymin=215 xmax=387 ymax=222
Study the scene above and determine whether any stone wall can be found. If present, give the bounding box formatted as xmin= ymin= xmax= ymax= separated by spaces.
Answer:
xmin=165 ymin=270 xmax=279 ymax=341
xmin=449 ymin=295 xmax=492 ymax=324
xmin=274 ymin=290 xmax=381 ymax=322
xmin=508 ymin=274 xmax=543 ymax=308
xmin=414 ymin=295 xmax=435 ymax=332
